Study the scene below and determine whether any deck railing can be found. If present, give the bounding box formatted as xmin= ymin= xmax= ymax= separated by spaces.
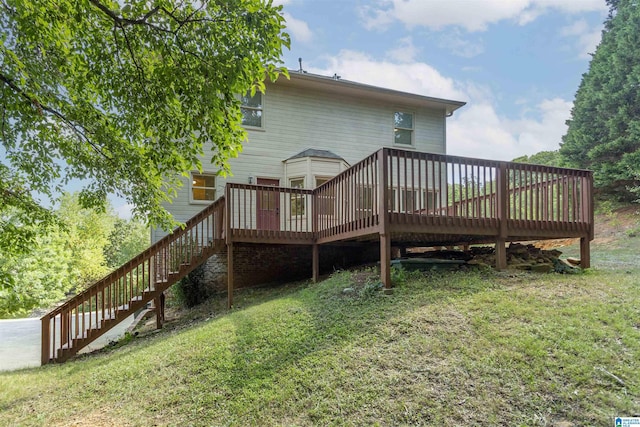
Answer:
xmin=226 ymin=148 xmax=592 ymax=243
xmin=41 ymin=147 xmax=593 ymax=364
xmin=314 ymin=151 xmax=380 ymax=241
xmin=41 ymin=197 xmax=226 ymax=364
xmin=225 ymin=183 xmax=314 ymax=243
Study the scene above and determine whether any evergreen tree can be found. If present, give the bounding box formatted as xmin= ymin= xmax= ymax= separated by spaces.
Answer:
xmin=560 ymin=0 xmax=640 ymax=201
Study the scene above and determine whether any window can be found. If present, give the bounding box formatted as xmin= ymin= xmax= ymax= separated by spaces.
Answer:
xmin=389 ymin=188 xmax=439 ymax=213
xmin=394 ymin=111 xmax=413 ymax=145
xmin=315 ymin=177 xmax=330 ymax=187
xmin=241 ymin=92 xmax=263 ymax=128
xmin=290 ymin=177 xmax=305 ymax=216
xmin=191 ymin=173 xmax=216 ymax=203
xmin=356 ymin=185 xmax=374 ymax=212
xmin=316 ymin=177 xmax=335 ymax=216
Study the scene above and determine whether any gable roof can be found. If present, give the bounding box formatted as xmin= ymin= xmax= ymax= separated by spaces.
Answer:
xmin=273 ymin=71 xmax=466 ymax=116
xmin=285 ymin=149 xmax=347 ymax=162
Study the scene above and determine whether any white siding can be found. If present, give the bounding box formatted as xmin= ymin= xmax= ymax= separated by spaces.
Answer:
xmin=153 ymin=81 xmax=448 ymax=242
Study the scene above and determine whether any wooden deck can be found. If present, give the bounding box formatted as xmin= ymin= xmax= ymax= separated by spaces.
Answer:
xmin=41 ymin=147 xmax=593 ymax=364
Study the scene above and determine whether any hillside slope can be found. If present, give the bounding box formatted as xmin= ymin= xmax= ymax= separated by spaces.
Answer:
xmin=0 ymin=208 xmax=639 ymax=426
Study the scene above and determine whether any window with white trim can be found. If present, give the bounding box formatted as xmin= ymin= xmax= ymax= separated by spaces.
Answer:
xmin=241 ymin=92 xmax=263 ymax=128
xmin=191 ymin=173 xmax=216 ymax=203
xmin=394 ymin=111 xmax=413 ymax=145
xmin=315 ymin=177 xmax=335 ymax=216
xmin=290 ymin=177 xmax=305 ymax=216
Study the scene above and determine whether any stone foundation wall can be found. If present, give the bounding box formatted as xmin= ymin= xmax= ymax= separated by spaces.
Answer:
xmin=190 ymin=243 xmax=380 ymax=293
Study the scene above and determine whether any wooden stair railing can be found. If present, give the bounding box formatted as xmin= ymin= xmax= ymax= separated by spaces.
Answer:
xmin=40 ymin=197 xmax=226 ymax=364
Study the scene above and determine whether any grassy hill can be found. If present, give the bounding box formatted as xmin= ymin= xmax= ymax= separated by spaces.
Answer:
xmin=1 ymin=208 xmax=639 ymax=426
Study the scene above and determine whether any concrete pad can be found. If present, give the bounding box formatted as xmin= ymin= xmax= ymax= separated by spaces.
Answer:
xmin=0 ymin=314 xmax=134 ymax=372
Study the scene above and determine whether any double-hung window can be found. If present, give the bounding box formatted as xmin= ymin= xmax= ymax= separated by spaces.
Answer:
xmin=191 ymin=173 xmax=216 ymax=203
xmin=241 ymin=92 xmax=263 ymax=128
xmin=394 ymin=111 xmax=414 ymax=146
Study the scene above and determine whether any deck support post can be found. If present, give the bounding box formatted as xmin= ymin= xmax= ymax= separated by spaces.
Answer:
xmin=61 ymin=312 xmax=69 ymax=348
xmin=312 ymin=244 xmax=319 ymax=283
xmin=380 ymin=234 xmax=391 ymax=289
xmin=495 ymin=238 xmax=507 ymax=270
xmin=377 ymin=148 xmax=392 ymax=290
xmin=227 ymin=242 xmax=234 ymax=308
xmin=580 ymin=237 xmax=590 ymax=269
xmin=154 ymin=293 xmax=165 ymax=329
xmin=41 ymin=316 xmax=50 ymax=365
xmin=496 ymin=162 xmax=509 ymax=271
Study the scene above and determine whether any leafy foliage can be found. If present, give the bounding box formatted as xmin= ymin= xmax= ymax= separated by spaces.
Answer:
xmin=103 ymin=216 xmax=148 ymax=269
xmin=560 ymin=0 xmax=640 ymax=201
xmin=0 ymin=0 xmax=289 ymax=255
xmin=0 ymin=222 xmax=71 ymax=318
xmin=0 ymin=193 xmax=149 ymax=318
xmin=512 ymin=150 xmax=563 ymax=168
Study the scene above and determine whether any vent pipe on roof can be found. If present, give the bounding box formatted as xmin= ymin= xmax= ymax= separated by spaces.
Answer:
xmin=298 ymin=57 xmax=305 ymax=73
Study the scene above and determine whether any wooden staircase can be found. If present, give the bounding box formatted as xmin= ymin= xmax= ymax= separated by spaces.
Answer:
xmin=41 ymin=197 xmax=226 ymax=364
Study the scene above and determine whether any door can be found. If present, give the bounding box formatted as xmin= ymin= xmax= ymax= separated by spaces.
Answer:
xmin=256 ymin=178 xmax=280 ymax=230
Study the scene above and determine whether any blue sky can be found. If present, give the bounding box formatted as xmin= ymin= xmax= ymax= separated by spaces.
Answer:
xmin=275 ymin=0 xmax=608 ymax=162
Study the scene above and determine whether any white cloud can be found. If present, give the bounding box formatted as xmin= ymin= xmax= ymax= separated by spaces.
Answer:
xmin=450 ymin=97 xmax=572 ymax=161
xmin=560 ymin=19 xmax=602 ymax=59
xmin=438 ymin=29 xmax=484 ymax=58
xmin=282 ymin=12 xmax=313 ymax=43
xmin=386 ymin=37 xmax=419 ymax=63
xmin=361 ymin=0 xmax=607 ymax=32
xmin=308 ymin=50 xmax=571 ymax=161
xmin=309 ymin=49 xmax=466 ymax=101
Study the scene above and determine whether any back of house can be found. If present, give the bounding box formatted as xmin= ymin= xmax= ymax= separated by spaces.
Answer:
xmin=152 ymin=71 xmax=466 ymax=242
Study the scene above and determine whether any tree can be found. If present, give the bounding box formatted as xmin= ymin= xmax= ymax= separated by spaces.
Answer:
xmin=560 ymin=0 xmax=640 ymax=201
xmin=0 ymin=222 xmax=72 ymax=318
xmin=57 ymin=193 xmax=115 ymax=287
xmin=0 ymin=0 xmax=289 ymax=255
xmin=0 ymin=193 xmax=151 ymax=317
xmin=103 ymin=217 xmax=149 ymax=269
xmin=512 ymin=150 xmax=563 ymax=168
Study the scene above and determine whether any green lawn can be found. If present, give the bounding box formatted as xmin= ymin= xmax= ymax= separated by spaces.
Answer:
xmin=1 ymin=233 xmax=640 ymax=425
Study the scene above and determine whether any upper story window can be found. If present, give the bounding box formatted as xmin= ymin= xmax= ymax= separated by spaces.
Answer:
xmin=394 ymin=111 xmax=414 ymax=146
xmin=191 ymin=172 xmax=216 ymax=203
xmin=241 ymin=92 xmax=263 ymax=128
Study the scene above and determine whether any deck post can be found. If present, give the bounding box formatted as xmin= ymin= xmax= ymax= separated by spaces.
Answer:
xmin=227 ymin=242 xmax=234 ymax=308
xmin=496 ymin=162 xmax=509 ymax=270
xmin=377 ymin=149 xmax=392 ymax=289
xmin=580 ymin=237 xmax=590 ymax=269
xmin=312 ymin=244 xmax=319 ymax=283
xmin=61 ymin=311 xmax=69 ymax=348
xmin=380 ymin=234 xmax=391 ymax=288
xmin=495 ymin=238 xmax=507 ymax=270
xmin=154 ymin=293 xmax=165 ymax=329
xmin=41 ymin=315 xmax=50 ymax=365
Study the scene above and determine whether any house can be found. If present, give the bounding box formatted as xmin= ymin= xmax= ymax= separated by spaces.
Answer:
xmin=41 ymin=72 xmax=594 ymax=364
xmin=152 ymin=71 xmax=466 ymax=242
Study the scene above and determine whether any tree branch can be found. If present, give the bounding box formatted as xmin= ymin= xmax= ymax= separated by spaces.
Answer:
xmin=0 ymin=72 xmax=113 ymax=163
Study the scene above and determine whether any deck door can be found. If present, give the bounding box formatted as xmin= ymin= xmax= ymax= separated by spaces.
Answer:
xmin=256 ymin=178 xmax=280 ymax=231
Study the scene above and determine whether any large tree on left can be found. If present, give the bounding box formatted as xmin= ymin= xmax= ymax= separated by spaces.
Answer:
xmin=0 ymin=0 xmax=289 ymax=254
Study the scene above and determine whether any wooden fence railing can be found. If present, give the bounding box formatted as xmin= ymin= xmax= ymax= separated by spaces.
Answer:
xmin=41 ymin=147 xmax=593 ymax=364
xmin=225 ymin=183 xmax=314 ymax=243
xmin=41 ymin=197 xmax=226 ymax=364
xmin=314 ymin=151 xmax=380 ymax=241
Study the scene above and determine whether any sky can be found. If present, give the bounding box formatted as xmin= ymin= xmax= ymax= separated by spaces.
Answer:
xmin=274 ymin=0 xmax=608 ymax=162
